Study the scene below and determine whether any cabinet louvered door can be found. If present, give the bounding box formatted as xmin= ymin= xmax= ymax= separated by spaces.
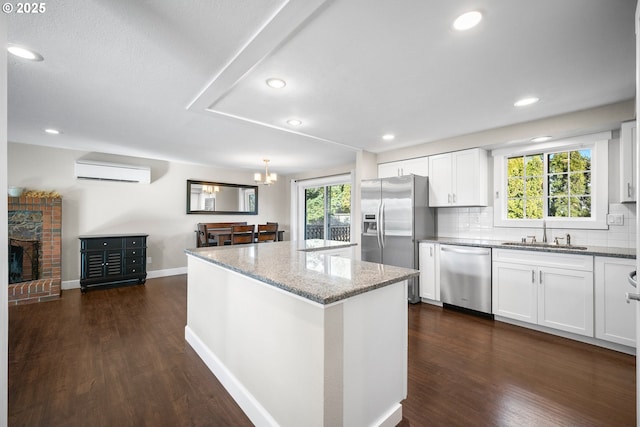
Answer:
xmin=86 ymin=252 xmax=106 ymax=279
xmin=105 ymin=250 xmax=123 ymax=277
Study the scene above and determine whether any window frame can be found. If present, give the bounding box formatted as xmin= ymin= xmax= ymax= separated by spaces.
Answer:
xmin=492 ymin=131 xmax=610 ymax=230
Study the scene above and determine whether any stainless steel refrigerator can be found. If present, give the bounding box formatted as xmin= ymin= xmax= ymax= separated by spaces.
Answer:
xmin=361 ymin=175 xmax=435 ymax=303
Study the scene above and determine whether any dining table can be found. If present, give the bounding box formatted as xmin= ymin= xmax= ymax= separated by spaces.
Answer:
xmin=207 ymin=227 xmax=285 ymax=246
xmin=207 ymin=228 xmax=232 ymax=246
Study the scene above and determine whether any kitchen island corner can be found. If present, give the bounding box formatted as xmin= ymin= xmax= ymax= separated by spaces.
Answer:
xmin=184 ymin=240 xmax=418 ymax=427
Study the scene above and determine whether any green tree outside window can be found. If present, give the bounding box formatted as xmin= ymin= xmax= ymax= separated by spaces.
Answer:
xmin=506 ymin=149 xmax=591 ymax=219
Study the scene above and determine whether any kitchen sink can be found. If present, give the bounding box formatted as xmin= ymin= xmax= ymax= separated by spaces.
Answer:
xmin=501 ymin=242 xmax=588 ymax=250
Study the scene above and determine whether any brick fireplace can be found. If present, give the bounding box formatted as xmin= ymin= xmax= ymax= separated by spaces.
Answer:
xmin=8 ymin=196 xmax=62 ymax=305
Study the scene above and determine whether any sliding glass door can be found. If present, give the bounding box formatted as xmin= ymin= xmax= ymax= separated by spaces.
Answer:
xmin=296 ymin=174 xmax=353 ymax=242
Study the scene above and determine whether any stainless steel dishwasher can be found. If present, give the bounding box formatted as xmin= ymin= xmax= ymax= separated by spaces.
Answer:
xmin=439 ymin=245 xmax=492 ymax=314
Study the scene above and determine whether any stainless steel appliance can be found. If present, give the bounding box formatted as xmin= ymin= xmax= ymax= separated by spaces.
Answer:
xmin=439 ymin=244 xmax=492 ymax=313
xmin=361 ymin=175 xmax=435 ymax=303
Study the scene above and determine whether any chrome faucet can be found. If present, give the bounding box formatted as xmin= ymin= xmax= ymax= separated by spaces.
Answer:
xmin=542 ymin=220 xmax=547 ymax=243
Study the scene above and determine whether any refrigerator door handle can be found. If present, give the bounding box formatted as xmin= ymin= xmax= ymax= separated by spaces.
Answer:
xmin=376 ymin=203 xmax=383 ymax=249
xmin=379 ymin=201 xmax=385 ymax=248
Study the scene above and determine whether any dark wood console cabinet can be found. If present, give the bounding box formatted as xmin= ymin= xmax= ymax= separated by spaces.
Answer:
xmin=79 ymin=234 xmax=148 ymax=292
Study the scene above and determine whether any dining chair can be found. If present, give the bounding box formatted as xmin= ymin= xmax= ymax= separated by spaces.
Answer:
xmin=231 ymin=225 xmax=255 ymax=245
xmin=257 ymin=223 xmax=278 ymax=242
xmin=197 ymin=223 xmax=213 ymax=247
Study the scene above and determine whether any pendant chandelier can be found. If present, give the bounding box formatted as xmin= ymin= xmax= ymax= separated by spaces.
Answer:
xmin=254 ymin=159 xmax=277 ymax=185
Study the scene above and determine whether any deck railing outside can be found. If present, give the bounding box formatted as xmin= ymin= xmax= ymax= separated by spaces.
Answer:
xmin=305 ymin=225 xmax=350 ymax=242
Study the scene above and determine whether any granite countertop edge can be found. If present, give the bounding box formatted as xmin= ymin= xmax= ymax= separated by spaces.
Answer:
xmin=185 ymin=242 xmax=418 ymax=305
xmin=419 ymin=237 xmax=636 ymax=259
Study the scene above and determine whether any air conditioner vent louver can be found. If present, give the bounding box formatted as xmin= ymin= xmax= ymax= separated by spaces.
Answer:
xmin=74 ymin=160 xmax=151 ymax=184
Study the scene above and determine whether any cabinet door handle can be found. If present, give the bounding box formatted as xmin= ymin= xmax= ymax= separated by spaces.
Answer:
xmin=531 ymin=270 xmax=535 ymax=283
xmin=448 ymin=194 xmax=452 ymax=203
xmin=539 ymin=271 xmax=542 ymax=284
xmin=628 ymin=182 xmax=632 ymax=198
xmin=452 ymin=193 xmax=457 ymax=203
xmin=430 ymin=247 xmax=433 ymax=257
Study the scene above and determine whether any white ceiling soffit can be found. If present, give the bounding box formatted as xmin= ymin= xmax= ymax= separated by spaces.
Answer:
xmin=190 ymin=0 xmax=635 ymax=153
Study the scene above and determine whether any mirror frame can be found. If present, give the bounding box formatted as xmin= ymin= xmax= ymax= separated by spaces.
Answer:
xmin=186 ymin=180 xmax=259 ymax=215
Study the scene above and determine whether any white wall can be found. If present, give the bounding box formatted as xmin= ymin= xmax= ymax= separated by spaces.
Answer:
xmin=7 ymin=143 xmax=289 ymax=283
xmin=377 ymin=99 xmax=634 ymax=164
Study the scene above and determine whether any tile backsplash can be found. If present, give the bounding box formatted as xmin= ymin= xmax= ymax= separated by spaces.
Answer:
xmin=436 ymin=203 xmax=637 ymax=249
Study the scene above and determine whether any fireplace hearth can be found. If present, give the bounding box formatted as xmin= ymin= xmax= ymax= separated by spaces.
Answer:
xmin=8 ymin=195 xmax=62 ymax=305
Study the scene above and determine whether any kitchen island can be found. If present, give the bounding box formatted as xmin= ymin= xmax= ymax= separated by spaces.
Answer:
xmin=184 ymin=240 xmax=418 ymax=427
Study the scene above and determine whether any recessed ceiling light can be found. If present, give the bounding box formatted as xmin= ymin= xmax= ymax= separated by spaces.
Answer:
xmin=453 ymin=11 xmax=482 ymax=31
xmin=514 ymin=97 xmax=540 ymax=107
xmin=382 ymin=134 xmax=395 ymax=141
xmin=44 ymin=128 xmax=61 ymax=135
xmin=266 ymin=78 xmax=286 ymax=89
xmin=8 ymin=45 xmax=43 ymax=61
xmin=531 ymin=136 xmax=552 ymax=142
xmin=287 ymin=119 xmax=302 ymax=126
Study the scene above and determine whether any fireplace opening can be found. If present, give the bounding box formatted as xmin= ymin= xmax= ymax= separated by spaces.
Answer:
xmin=8 ymin=238 xmax=40 ymax=284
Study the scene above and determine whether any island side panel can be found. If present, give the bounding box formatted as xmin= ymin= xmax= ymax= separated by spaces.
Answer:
xmin=342 ymin=280 xmax=408 ymax=427
xmin=185 ymin=255 xmax=339 ymax=427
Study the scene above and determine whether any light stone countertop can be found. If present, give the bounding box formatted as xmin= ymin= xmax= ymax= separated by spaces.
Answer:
xmin=185 ymin=239 xmax=418 ymax=305
xmin=419 ymin=237 xmax=636 ymax=259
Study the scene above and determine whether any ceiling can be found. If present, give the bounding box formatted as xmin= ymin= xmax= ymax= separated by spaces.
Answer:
xmin=7 ymin=0 xmax=636 ymax=176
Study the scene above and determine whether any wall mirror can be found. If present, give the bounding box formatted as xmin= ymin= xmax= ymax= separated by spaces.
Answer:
xmin=187 ymin=180 xmax=258 ymax=215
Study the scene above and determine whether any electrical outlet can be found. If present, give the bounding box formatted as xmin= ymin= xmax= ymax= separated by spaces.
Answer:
xmin=607 ymin=214 xmax=624 ymax=225
xmin=147 ymin=256 xmax=152 ymax=264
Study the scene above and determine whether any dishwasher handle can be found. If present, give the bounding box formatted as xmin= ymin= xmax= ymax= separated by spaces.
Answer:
xmin=440 ymin=246 xmax=491 ymax=256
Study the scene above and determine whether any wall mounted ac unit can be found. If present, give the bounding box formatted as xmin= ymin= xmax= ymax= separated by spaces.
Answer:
xmin=74 ymin=160 xmax=151 ymax=183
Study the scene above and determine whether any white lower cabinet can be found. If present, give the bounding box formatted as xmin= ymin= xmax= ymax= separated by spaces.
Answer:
xmin=492 ymin=261 xmax=537 ymax=323
xmin=595 ymin=256 xmax=636 ymax=347
xmin=418 ymin=242 xmax=439 ymax=301
xmin=537 ymin=266 xmax=594 ymax=336
xmin=492 ymin=249 xmax=594 ymax=337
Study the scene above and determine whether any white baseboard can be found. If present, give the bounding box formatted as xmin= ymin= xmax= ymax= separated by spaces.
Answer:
xmin=62 ymin=267 xmax=188 ymax=290
xmin=147 ymin=267 xmax=187 ymax=279
xmin=375 ymin=403 xmax=403 ymax=427
xmin=495 ymin=315 xmax=636 ymax=356
xmin=184 ymin=326 xmax=278 ymax=427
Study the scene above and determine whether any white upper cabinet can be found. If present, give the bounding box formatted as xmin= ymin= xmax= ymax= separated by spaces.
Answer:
xmin=620 ymin=120 xmax=636 ymax=203
xmin=428 ymin=148 xmax=488 ymax=207
xmin=377 ymin=157 xmax=428 ymax=178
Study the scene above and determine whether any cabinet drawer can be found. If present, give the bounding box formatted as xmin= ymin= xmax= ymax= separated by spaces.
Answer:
xmin=493 ymin=248 xmax=593 ymax=271
xmin=125 ymin=248 xmax=144 ymax=258
xmin=84 ymin=238 xmax=122 ymax=250
xmin=125 ymin=264 xmax=144 ymax=275
xmin=126 ymin=257 xmax=144 ymax=266
xmin=125 ymin=237 xmax=146 ymax=248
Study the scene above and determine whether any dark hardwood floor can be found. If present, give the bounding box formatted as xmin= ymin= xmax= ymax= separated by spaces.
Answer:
xmin=9 ymin=275 xmax=635 ymax=426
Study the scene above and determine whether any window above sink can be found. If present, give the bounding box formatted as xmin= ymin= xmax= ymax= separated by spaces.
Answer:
xmin=492 ymin=131 xmax=610 ymax=230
